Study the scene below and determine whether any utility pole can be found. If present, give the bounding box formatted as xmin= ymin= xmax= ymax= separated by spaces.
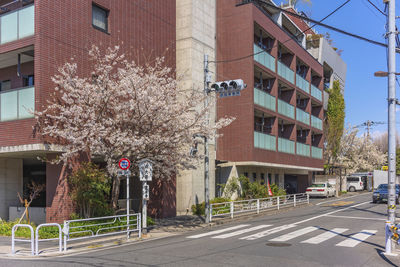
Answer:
xmin=204 ymin=54 xmax=210 ymax=224
xmin=386 ymin=0 xmax=397 ymax=254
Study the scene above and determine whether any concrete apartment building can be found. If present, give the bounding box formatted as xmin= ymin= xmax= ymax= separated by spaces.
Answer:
xmin=215 ymin=0 xmax=326 ymax=194
xmin=0 ymin=0 xmax=176 ymax=223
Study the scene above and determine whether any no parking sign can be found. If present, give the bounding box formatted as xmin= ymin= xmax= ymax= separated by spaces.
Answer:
xmin=118 ymin=158 xmax=131 ymax=170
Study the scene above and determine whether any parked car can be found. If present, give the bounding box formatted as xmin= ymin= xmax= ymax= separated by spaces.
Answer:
xmin=372 ymin=184 xmax=400 ymax=203
xmin=346 ymin=176 xmax=364 ymax=192
xmin=306 ymin=183 xmax=336 ymax=198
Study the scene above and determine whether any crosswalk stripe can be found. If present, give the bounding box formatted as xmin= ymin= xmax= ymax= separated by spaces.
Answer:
xmin=301 ymin=228 xmax=348 ymax=244
xmin=269 ymin=226 xmax=318 ymax=242
xmin=212 ymin=225 xmax=272 ymax=239
xmin=186 ymin=224 xmax=250 ymax=239
xmin=335 ymin=230 xmax=377 ymax=247
xmin=239 ymin=224 xmax=297 ymax=241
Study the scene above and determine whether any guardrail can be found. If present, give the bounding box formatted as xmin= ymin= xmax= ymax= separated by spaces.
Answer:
xmin=11 ymin=224 xmax=34 ymax=255
xmin=35 ymin=223 xmax=62 ymax=256
xmin=210 ymin=193 xmax=309 ymax=222
xmin=63 ymin=213 xmax=141 ymax=252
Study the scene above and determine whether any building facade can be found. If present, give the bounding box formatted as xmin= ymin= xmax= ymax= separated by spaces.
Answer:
xmin=0 ymin=0 xmax=176 ymax=223
xmin=215 ymin=0 xmax=325 ymax=194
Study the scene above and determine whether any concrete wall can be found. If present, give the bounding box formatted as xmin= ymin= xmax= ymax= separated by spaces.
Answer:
xmin=0 ymin=158 xmax=23 ymax=220
xmin=176 ymin=0 xmax=217 ymax=214
xmin=9 ymin=206 xmax=46 ymax=224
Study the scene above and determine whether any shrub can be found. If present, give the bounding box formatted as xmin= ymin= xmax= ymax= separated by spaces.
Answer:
xmin=191 ymin=197 xmax=230 ymax=216
xmin=238 ymin=175 xmax=286 ymax=199
xmin=68 ymin=162 xmax=112 ymax=218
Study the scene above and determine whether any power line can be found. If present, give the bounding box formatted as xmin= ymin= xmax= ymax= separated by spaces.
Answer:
xmin=210 ymin=0 xmax=350 ymax=64
xmin=366 ymin=0 xmax=386 ymax=16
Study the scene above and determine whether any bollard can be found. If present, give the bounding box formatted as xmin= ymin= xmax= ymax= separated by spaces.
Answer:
xmin=294 ymin=195 xmax=296 ymax=207
xmin=277 ymin=196 xmax=280 ymax=210
xmin=257 ymin=199 xmax=260 ymax=214
xmin=307 ymin=193 xmax=310 ymax=204
xmin=230 ymin=202 xmax=234 ymax=219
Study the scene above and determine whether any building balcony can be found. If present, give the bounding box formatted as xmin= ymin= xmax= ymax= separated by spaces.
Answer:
xmin=311 ymin=146 xmax=323 ymax=159
xmin=253 ymin=44 xmax=276 ymax=72
xmin=0 ymin=4 xmax=34 ymax=45
xmin=254 ymin=131 xmax=276 ymax=151
xmin=311 ymin=84 xmax=322 ymax=101
xmin=296 ymin=74 xmax=309 ymax=94
xmin=0 ymin=86 xmax=34 ymax=121
xmin=296 ymin=108 xmax=310 ymax=125
xmin=254 ymin=88 xmax=275 ymax=111
xmin=277 ymin=99 xmax=294 ymax=119
xmin=311 ymin=115 xmax=323 ymax=130
xmin=277 ymin=61 xmax=294 ymax=84
xmin=278 ymin=137 xmax=295 ymax=154
xmin=296 ymin=142 xmax=310 ymax=157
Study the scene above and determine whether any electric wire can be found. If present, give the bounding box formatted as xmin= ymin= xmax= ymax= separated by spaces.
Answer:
xmin=366 ymin=0 xmax=386 ymax=16
xmin=210 ymin=0 xmax=351 ymax=64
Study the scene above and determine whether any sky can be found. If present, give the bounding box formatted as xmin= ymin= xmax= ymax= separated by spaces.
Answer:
xmin=277 ymin=0 xmax=399 ymax=138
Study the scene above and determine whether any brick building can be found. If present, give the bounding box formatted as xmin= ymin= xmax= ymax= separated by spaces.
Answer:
xmin=0 ymin=0 xmax=176 ymax=223
xmin=215 ymin=0 xmax=326 ymax=194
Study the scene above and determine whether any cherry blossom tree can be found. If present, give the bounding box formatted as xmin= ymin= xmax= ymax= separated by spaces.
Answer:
xmin=336 ymin=126 xmax=386 ymax=173
xmin=35 ymin=46 xmax=233 ymax=209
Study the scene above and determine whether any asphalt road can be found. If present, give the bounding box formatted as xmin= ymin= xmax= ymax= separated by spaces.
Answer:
xmin=2 ymin=193 xmax=400 ymax=267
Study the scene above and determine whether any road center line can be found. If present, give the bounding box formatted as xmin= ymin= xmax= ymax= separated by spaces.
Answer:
xmin=326 ymin=215 xmax=386 ymax=221
xmin=294 ymin=201 xmax=371 ymax=225
xmin=315 ymin=192 xmax=371 ymax=205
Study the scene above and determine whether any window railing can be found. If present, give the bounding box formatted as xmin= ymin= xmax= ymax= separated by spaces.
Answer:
xmin=277 ymin=61 xmax=294 ymax=84
xmin=311 ymin=84 xmax=322 ymax=101
xmin=311 ymin=115 xmax=323 ymax=130
xmin=254 ymin=44 xmax=276 ymax=72
xmin=277 ymin=99 xmax=294 ymax=119
xmin=296 ymin=108 xmax=310 ymax=125
xmin=296 ymin=74 xmax=309 ymax=94
xmin=311 ymin=146 xmax=323 ymax=159
xmin=278 ymin=137 xmax=295 ymax=154
xmin=296 ymin=142 xmax=310 ymax=157
xmin=0 ymin=86 xmax=35 ymax=121
xmin=254 ymin=88 xmax=276 ymax=111
xmin=254 ymin=131 xmax=276 ymax=151
xmin=0 ymin=4 xmax=34 ymax=45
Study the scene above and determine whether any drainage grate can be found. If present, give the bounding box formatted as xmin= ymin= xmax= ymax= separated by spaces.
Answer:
xmin=266 ymin=242 xmax=292 ymax=247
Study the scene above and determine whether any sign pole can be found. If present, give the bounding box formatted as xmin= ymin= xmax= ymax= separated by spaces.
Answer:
xmin=126 ymin=172 xmax=130 ymax=240
xmin=143 ymin=181 xmax=147 ymax=234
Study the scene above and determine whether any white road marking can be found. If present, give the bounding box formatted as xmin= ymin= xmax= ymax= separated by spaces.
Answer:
xmin=186 ymin=224 xmax=250 ymax=239
xmin=301 ymin=228 xmax=348 ymax=244
xmin=326 ymin=215 xmax=386 ymax=221
xmin=212 ymin=225 xmax=272 ymax=239
xmin=269 ymin=226 xmax=318 ymax=242
xmin=294 ymin=201 xmax=370 ymax=225
xmin=239 ymin=224 xmax=296 ymax=241
xmin=316 ymin=192 xmax=371 ymax=205
xmin=335 ymin=230 xmax=377 ymax=247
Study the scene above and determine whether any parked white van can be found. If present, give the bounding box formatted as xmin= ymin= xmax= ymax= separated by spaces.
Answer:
xmin=346 ymin=176 xmax=364 ymax=192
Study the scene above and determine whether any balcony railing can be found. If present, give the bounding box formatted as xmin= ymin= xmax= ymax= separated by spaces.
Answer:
xmin=296 ymin=108 xmax=310 ymax=125
xmin=277 ymin=61 xmax=294 ymax=84
xmin=311 ymin=146 xmax=323 ymax=159
xmin=0 ymin=5 xmax=34 ymax=45
xmin=296 ymin=142 xmax=310 ymax=157
xmin=254 ymin=88 xmax=276 ymax=111
xmin=254 ymin=131 xmax=276 ymax=151
xmin=296 ymin=74 xmax=309 ymax=94
xmin=311 ymin=84 xmax=322 ymax=101
xmin=311 ymin=115 xmax=323 ymax=130
xmin=278 ymin=99 xmax=294 ymax=119
xmin=278 ymin=137 xmax=295 ymax=154
xmin=0 ymin=86 xmax=35 ymax=121
xmin=254 ymin=44 xmax=276 ymax=72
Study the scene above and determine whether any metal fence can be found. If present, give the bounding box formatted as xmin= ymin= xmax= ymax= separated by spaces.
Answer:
xmin=63 ymin=213 xmax=141 ymax=252
xmin=11 ymin=224 xmax=34 ymax=255
xmin=35 ymin=223 xmax=62 ymax=256
xmin=210 ymin=193 xmax=309 ymax=222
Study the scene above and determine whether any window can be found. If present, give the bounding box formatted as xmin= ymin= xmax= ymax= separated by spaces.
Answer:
xmin=260 ymin=173 xmax=265 ymax=185
xmin=244 ymin=172 xmax=248 ymax=178
xmin=92 ymin=4 xmax=108 ymax=32
xmin=268 ymin=173 xmax=272 ymax=185
xmin=252 ymin=173 xmax=257 ymax=182
xmin=275 ymin=174 xmax=279 ymax=184
xmin=23 ymin=75 xmax=34 ymax=87
xmin=0 ymin=80 xmax=11 ymax=91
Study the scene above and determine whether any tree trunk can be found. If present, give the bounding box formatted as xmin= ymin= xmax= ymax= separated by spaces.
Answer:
xmin=111 ymin=175 xmax=121 ymax=210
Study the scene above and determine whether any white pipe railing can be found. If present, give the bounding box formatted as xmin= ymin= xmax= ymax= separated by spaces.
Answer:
xmin=35 ymin=223 xmax=62 ymax=256
xmin=11 ymin=224 xmax=34 ymax=255
xmin=210 ymin=193 xmax=309 ymax=222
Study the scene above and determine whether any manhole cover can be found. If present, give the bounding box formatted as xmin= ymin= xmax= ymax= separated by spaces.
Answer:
xmin=266 ymin=242 xmax=292 ymax=247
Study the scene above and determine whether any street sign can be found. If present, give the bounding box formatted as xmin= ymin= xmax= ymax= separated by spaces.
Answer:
xmin=119 ymin=158 xmax=131 ymax=170
xmin=143 ymin=183 xmax=150 ymax=200
xmin=117 ymin=170 xmax=131 ymax=176
xmin=138 ymin=159 xmax=154 ymax=181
